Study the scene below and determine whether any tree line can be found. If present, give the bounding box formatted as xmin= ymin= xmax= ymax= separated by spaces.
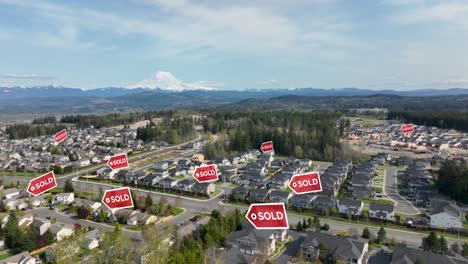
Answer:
xmin=5 ymin=123 xmax=67 ymax=139
xmin=388 ymin=111 xmax=468 ymax=132
xmin=32 ymin=109 xmax=198 ymax=129
xmin=202 ymin=111 xmax=346 ymax=161
xmin=136 ymin=118 xmax=196 ymax=144
xmin=437 ymin=159 xmax=468 ymax=203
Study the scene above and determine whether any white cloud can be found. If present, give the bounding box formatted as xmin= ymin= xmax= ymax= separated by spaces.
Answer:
xmin=258 ymin=79 xmax=281 ymax=85
xmin=0 ymin=73 xmax=55 ymax=80
xmin=0 ymin=0 xmax=358 ymax=59
xmin=391 ymin=1 xmax=468 ymax=27
xmin=127 ymin=71 xmax=221 ymax=91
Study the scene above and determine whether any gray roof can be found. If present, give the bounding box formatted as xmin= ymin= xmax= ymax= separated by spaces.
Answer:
xmin=391 ymin=243 xmax=468 ymax=264
xmin=429 ymin=203 xmax=461 ymax=218
xmin=301 ymin=230 xmax=368 ymax=261
xmin=369 ymin=203 xmax=394 ymax=213
xmin=269 ymin=190 xmax=291 ymax=199
xmin=338 ymin=198 xmax=363 ymax=207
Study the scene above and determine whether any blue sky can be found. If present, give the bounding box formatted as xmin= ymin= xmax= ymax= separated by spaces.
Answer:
xmin=0 ymin=0 xmax=467 ymax=90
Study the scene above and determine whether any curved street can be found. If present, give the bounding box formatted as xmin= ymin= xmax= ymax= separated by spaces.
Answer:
xmin=384 ymin=167 xmax=420 ymax=216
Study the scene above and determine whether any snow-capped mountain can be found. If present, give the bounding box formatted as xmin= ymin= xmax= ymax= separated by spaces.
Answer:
xmin=127 ymin=71 xmax=219 ymax=91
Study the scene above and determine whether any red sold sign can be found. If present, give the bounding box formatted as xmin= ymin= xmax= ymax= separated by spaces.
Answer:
xmin=107 ymin=153 xmax=129 ymax=170
xmin=401 ymin=124 xmax=414 ymax=134
xmin=246 ymin=203 xmax=289 ymax=229
xmin=260 ymin=141 xmax=274 ymax=153
xmin=102 ymin=187 xmax=133 ymax=210
xmin=193 ymin=164 xmax=218 ymax=183
xmin=54 ymin=129 xmax=67 ymax=143
xmin=289 ymin=172 xmax=322 ymax=194
xmin=27 ymin=171 xmax=57 ymax=196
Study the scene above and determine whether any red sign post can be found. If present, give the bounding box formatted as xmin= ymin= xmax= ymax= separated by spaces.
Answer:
xmin=401 ymin=124 xmax=414 ymax=134
xmin=27 ymin=171 xmax=57 ymax=196
xmin=54 ymin=129 xmax=67 ymax=143
xmin=246 ymin=203 xmax=289 ymax=229
xmin=193 ymin=164 xmax=218 ymax=183
xmin=289 ymin=172 xmax=322 ymax=194
xmin=102 ymin=187 xmax=134 ymax=210
xmin=260 ymin=141 xmax=274 ymax=153
xmin=107 ymin=153 xmax=129 ymax=170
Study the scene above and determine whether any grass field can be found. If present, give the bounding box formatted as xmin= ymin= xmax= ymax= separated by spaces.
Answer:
xmin=357 ymin=119 xmax=378 ymax=126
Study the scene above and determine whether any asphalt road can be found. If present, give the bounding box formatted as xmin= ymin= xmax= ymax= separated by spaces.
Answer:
xmin=384 ymin=167 xmax=420 ymax=216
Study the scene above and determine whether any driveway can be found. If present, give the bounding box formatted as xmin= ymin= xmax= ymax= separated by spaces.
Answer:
xmin=384 ymin=167 xmax=420 ymax=216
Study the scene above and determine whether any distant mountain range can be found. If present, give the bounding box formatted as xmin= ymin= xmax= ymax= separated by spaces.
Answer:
xmin=1 ymin=86 xmax=468 ymax=117
xmin=1 ymin=86 xmax=468 ymax=99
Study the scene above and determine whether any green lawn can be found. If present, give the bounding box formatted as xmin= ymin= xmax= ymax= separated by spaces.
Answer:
xmin=0 ymin=252 xmax=13 ymax=260
xmin=285 ymin=186 xmax=293 ymax=193
xmin=174 ymin=175 xmax=185 ymax=179
xmin=172 ymin=207 xmax=185 ymax=216
xmin=359 ymin=198 xmax=395 ymax=205
xmin=211 ymin=188 xmax=223 ymax=197
xmin=374 ymin=187 xmax=383 ymax=193
xmin=229 ymin=183 xmax=239 ymax=188
xmin=125 ymin=225 xmax=142 ymax=231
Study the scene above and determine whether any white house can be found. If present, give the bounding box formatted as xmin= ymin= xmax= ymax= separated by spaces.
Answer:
xmin=369 ymin=203 xmax=394 ymax=221
xmin=50 ymin=223 xmax=74 ymax=241
xmin=3 ymin=188 xmax=21 ymax=199
xmin=337 ymin=198 xmax=364 ymax=216
xmin=428 ymin=203 xmax=463 ymax=229
xmin=53 ymin=193 xmax=74 ymax=205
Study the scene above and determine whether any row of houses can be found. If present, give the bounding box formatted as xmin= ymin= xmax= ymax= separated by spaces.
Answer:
xmin=223 ymin=222 xmax=467 ymax=264
xmin=348 ymin=161 xmax=378 ymax=200
xmin=231 ymin=187 xmax=396 ymax=221
xmin=347 ymin=120 xmax=468 ymax=154
xmin=0 ymin=126 xmax=160 ymax=173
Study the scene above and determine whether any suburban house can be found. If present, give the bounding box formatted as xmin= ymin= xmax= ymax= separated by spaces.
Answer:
xmin=83 ymin=229 xmax=101 ymax=250
xmin=391 ymin=243 xmax=468 ymax=264
xmin=231 ymin=186 xmax=250 ymax=201
xmin=3 ymin=188 xmax=21 ymax=199
xmin=29 ymin=194 xmax=47 ymax=207
xmin=50 ymin=223 xmax=74 ymax=241
xmin=152 ymin=168 xmax=170 ymax=178
xmin=176 ymin=179 xmax=196 ymax=192
xmin=226 ymin=223 xmax=287 ymax=257
xmin=154 ymin=161 xmax=169 ymax=170
xmin=270 ymin=174 xmax=290 ymax=190
xmin=31 ymin=218 xmax=52 ymax=235
xmin=427 ymin=203 xmax=464 ymax=229
xmin=127 ymin=212 xmax=157 ymax=226
xmin=52 ymin=192 xmax=75 ymax=205
xmin=290 ymin=194 xmax=316 ymax=209
xmin=300 ymin=230 xmax=368 ymax=264
xmin=192 ymin=182 xmax=216 ymax=196
xmin=158 ymin=178 xmax=178 ymax=189
xmin=178 ymin=216 xmax=211 ymax=238
xmin=337 ymin=198 xmax=364 ymax=216
xmin=369 ymin=203 xmax=395 ymax=221
xmin=312 ymin=196 xmax=336 ymax=213
xmin=352 ymin=186 xmax=375 ymax=199
xmin=269 ymin=191 xmax=293 ymax=204
xmin=249 ymin=189 xmax=271 ymax=203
